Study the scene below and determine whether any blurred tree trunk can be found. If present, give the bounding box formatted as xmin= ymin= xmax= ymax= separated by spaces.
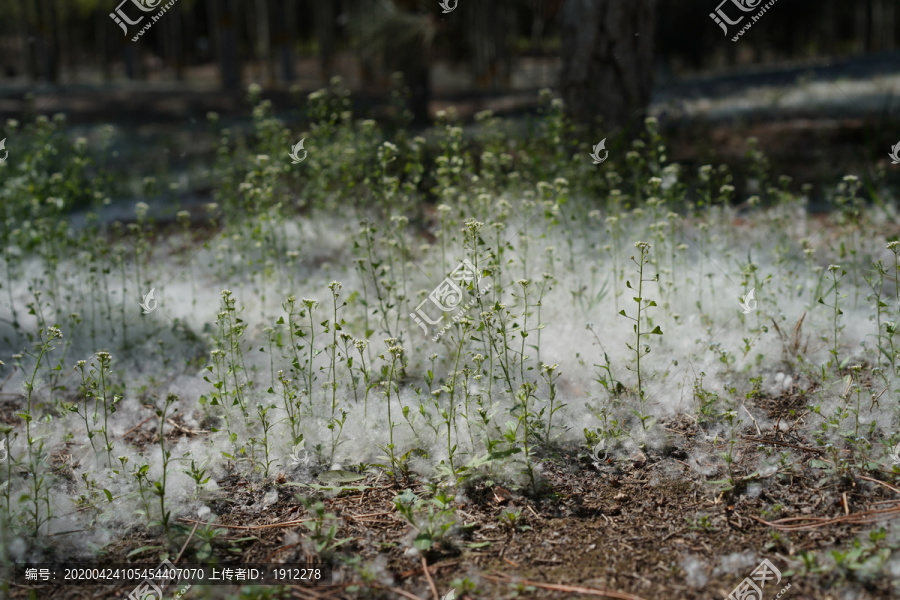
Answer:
xmin=353 ymin=0 xmax=377 ymax=85
xmin=874 ymin=0 xmax=894 ymax=50
xmin=35 ymin=0 xmax=60 ymax=83
xmin=96 ymin=9 xmax=113 ymax=81
xmin=16 ymin=0 xmax=37 ymax=82
xmin=467 ymin=0 xmax=513 ymax=88
xmin=271 ymin=0 xmax=296 ymax=83
xmin=559 ymin=0 xmax=656 ymax=130
xmin=531 ymin=0 xmax=544 ymax=53
xmin=856 ymin=0 xmax=871 ymax=53
xmin=885 ymin=0 xmax=896 ymax=50
xmin=210 ymin=0 xmax=242 ymax=90
xmin=123 ymin=44 xmax=143 ymax=80
xmin=383 ymin=1 xmax=432 ymax=124
xmin=360 ymin=0 xmax=433 ymax=124
xmin=822 ymin=2 xmax=836 ymax=56
xmin=166 ymin=5 xmax=186 ymax=80
xmin=313 ymin=0 xmax=335 ymax=81
xmin=254 ymin=0 xmax=274 ymax=84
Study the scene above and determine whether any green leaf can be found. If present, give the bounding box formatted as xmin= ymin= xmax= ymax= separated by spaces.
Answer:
xmin=413 ymin=532 xmax=433 ymax=550
xmin=103 ymin=489 xmax=113 ymax=503
xmin=127 ymin=545 xmax=162 ymax=558
xmin=316 ymin=470 xmax=368 ymax=484
xmin=650 ymin=325 xmax=663 ymax=335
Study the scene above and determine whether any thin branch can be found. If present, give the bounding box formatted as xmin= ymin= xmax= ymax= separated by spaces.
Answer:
xmin=421 ymin=556 xmax=439 ymax=600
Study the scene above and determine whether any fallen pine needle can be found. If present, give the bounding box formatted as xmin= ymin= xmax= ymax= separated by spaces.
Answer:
xmin=114 ymin=415 xmax=154 ymax=442
xmin=178 ymin=517 xmax=313 ymax=530
xmin=344 ymin=511 xmax=395 ymax=520
xmin=740 ymin=436 xmax=825 ymax=454
xmin=175 ymin=519 xmax=200 ymax=563
xmin=482 ymin=573 xmax=651 ymax=600
xmin=751 ymin=505 xmax=900 ymax=531
xmin=371 ymin=583 xmax=426 ymax=600
xmin=265 ymin=541 xmax=303 ymax=562
xmin=752 ymin=475 xmax=900 ymax=531
xmin=398 ymin=559 xmax=459 ymax=580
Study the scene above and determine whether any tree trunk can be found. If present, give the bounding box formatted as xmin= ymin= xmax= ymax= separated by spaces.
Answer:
xmin=383 ymin=24 xmax=431 ymax=124
xmin=855 ymin=0 xmax=871 ymax=54
xmin=873 ymin=0 xmax=893 ymax=51
xmin=468 ymin=0 xmax=513 ymax=89
xmin=17 ymin=0 xmax=37 ymax=83
xmin=254 ymin=0 xmax=274 ymax=85
xmin=271 ymin=0 xmax=296 ymax=83
xmin=167 ymin=4 xmax=185 ymax=81
xmin=210 ymin=0 xmax=242 ymax=91
xmin=123 ymin=43 xmax=143 ymax=80
xmin=97 ymin=9 xmax=113 ymax=82
xmin=354 ymin=0 xmax=377 ymax=86
xmin=313 ymin=0 xmax=335 ymax=81
xmin=35 ymin=0 xmax=60 ymax=83
xmin=532 ymin=0 xmax=545 ymax=54
xmin=559 ymin=0 xmax=656 ymax=131
xmin=821 ymin=1 xmax=836 ymax=56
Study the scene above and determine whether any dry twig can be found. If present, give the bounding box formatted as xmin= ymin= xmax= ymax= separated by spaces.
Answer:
xmin=421 ymin=556 xmax=439 ymax=600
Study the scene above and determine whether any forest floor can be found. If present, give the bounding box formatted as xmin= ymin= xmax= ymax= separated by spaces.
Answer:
xmin=4 ymin=53 xmax=900 ymax=600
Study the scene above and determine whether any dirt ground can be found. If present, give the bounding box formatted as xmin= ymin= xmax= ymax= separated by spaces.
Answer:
xmin=7 ymin=381 xmax=899 ymax=600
